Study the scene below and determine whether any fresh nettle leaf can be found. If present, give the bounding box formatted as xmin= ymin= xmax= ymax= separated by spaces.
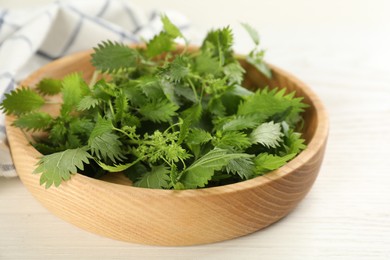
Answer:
xmin=251 ymin=121 xmax=284 ymax=148
xmin=223 ymin=62 xmax=245 ymax=85
xmin=36 ymin=78 xmax=62 ymax=96
xmin=160 ymin=55 xmax=190 ymax=82
xmin=91 ymin=41 xmax=139 ymax=73
xmin=88 ymin=117 xmax=124 ymax=162
xmin=237 ymin=88 xmax=306 ymax=126
xmin=33 ymin=147 xmax=92 ymax=188
xmin=134 ymin=165 xmax=170 ymax=189
xmin=241 ymin=23 xmax=260 ymax=46
xmin=254 ymin=152 xmax=296 ymax=175
xmin=161 ymin=15 xmax=185 ymax=40
xmin=138 ymin=98 xmax=179 ymax=123
xmin=13 ymin=112 xmax=52 ymax=131
xmin=213 ymin=131 xmax=252 ymax=150
xmin=96 ymin=160 xmax=138 ymax=173
xmin=61 ymin=73 xmax=90 ymax=116
xmin=185 ymin=128 xmax=212 ymax=145
xmin=1 ymin=18 xmax=308 ymax=189
xmin=1 ymin=87 xmax=45 ymax=115
xmin=225 ymin=155 xmax=255 ymax=180
xmin=179 ymin=148 xmax=250 ymax=189
xmin=219 ymin=115 xmax=262 ymax=132
xmin=77 ymin=95 xmax=100 ymax=111
xmin=146 ymin=32 xmax=175 ymax=58
xmin=241 ymin=23 xmax=272 ymax=78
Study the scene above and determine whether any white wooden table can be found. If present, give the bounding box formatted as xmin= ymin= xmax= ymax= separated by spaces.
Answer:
xmin=1 ymin=0 xmax=390 ymax=259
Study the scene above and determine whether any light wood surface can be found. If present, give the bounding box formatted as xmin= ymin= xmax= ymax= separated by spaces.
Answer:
xmin=5 ymin=49 xmax=328 ymax=246
xmin=1 ymin=0 xmax=390 ymax=258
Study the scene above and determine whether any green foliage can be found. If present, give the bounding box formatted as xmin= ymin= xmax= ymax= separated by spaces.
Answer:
xmin=88 ymin=117 xmax=124 ymax=162
xmin=36 ymin=78 xmax=62 ymax=95
xmin=250 ymin=121 xmax=284 ymax=148
xmin=241 ymin=23 xmax=260 ymax=45
xmin=139 ymin=98 xmax=179 ymax=123
xmin=242 ymin=23 xmax=272 ymax=78
xmin=237 ymin=87 xmax=307 ymax=125
xmin=161 ymin=15 xmax=184 ymax=39
xmin=91 ymin=41 xmax=139 ymax=73
xmin=146 ymin=32 xmax=174 ymax=58
xmin=0 ymin=18 xmax=308 ymax=190
xmin=254 ymin=153 xmax=296 ymax=175
xmin=179 ymin=148 xmax=250 ymax=189
xmin=134 ymin=165 xmax=170 ymax=189
xmin=33 ymin=147 xmax=92 ymax=188
xmin=0 ymin=87 xmax=44 ymax=115
xmin=61 ymin=73 xmax=90 ymax=116
xmin=213 ymin=131 xmax=252 ymax=150
xmin=13 ymin=112 xmax=52 ymax=131
xmin=225 ymin=155 xmax=255 ymax=180
xmin=77 ymin=96 xmax=100 ymax=111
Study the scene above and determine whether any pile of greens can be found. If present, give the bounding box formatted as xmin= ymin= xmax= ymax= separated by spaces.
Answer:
xmin=1 ymin=17 xmax=307 ymax=189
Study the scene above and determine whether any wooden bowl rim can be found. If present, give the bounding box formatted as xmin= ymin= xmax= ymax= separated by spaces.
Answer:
xmin=9 ymin=49 xmax=328 ymax=198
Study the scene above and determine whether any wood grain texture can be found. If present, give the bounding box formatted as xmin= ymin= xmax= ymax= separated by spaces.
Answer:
xmin=5 ymin=50 xmax=328 ymax=246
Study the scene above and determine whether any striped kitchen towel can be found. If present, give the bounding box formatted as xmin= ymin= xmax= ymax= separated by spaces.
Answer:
xmin=0 ymin=0 xmax=190 ymax=177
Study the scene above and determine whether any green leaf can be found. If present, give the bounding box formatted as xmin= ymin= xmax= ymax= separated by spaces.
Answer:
xmin=13 ymin=112 xmax=52 ymax=131
xmin=114 ymin=90 xmax=128 ymax=122
xmin=241 ymin=23 xmax=260 ymax=45
xmin=178 ymin=103 xmax=202 ymax=144
xmin=254 ymin=152 xmax=296 ymax=175
xmin=88 ymin=117 xmax=124 ymax=162
xmin=90 ymin=132 xmax=124 ymax=162
xmin=220 ymin=115 xmax=263 ymax=132
xmin=36 ymin=78 xmax=62 ymax=95
xmin=237 ymin=88 xmax=307 ymax=125
xmin=202 ymin=27 xmax=234 ymax=53
xmin=96 ymin=160 xmax=138 ymax=173
xmin=161 ymin=15 xmax=184 ymax=39
xmin=0 ymin=87 xmax=44 ymax=115
xmin=180 ymin=148 xmax=248 ymax=189
xmin=247 ymin=50 xmax=272 ymax=78
xmin=185 ymin=128 xmax=212 ymax=145
xmin=202 ymin=27 xmax=234 ymax=65
xmin=284 ymin=130 xmax=307 ymax=155
xmin=213 ymin=131 xmax=252 ymax=150
xmin=134 ymin=165 xmax=170 ymax=189
xmin=91 ymin=41 xmax=139 ymax=73
xmin=61 ymin=73 xmax=90 ymax=116
xmin=33 ymin=147 xmax=92 ymax=188
xmin=208 ymin=97 xmax=226 ymax=117
xmin=139 ymin=98 xmax=179 ymax=123
xmin=225 ymin=155 xmax=255 ymax=179
xmin=136 ymin=76 xmax=163 ymax=99
xmin=49 ymin=121 xmax=67 ymax=143
xmin=251 ymin=121 xmax=283 ymax=148
xmin=69 ymin=118 xmax=94 ymax=138
xmin=77 ymin=95 xmax=100 ymax=111
xmin=223 ymin=62 xmax=245 ymax=85
xmin=161 ymin=55 xmax=190 ymax=82
xmin=146 ymin=32 xmax=174 ymax=58
xmin=195 ymin=52 xmax=221 ymax=75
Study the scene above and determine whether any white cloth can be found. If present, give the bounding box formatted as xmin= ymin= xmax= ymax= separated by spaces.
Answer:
xmin=0 ymin=0 xmax=190 ymax=177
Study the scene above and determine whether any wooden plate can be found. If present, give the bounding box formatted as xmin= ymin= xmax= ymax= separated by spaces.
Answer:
xmin=5 ymin=49 xmax=328 ymax=246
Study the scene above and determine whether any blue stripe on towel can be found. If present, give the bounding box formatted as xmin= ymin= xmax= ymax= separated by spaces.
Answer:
xmin=0 ymin=10 xmax=8 ymax=35
xmin=66 ymin=4 xmax=138 ymax=42
xmin=0 ymin=79 xmax=15 ymax=103
xmin=97 ymin=0 xmax=110 ymax=17
xmin=0 ymin=164 xmax=15 ymax=171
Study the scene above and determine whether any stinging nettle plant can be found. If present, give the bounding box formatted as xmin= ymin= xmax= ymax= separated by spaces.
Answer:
xmin=0 ymin=16 xmax=308 ymax=189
